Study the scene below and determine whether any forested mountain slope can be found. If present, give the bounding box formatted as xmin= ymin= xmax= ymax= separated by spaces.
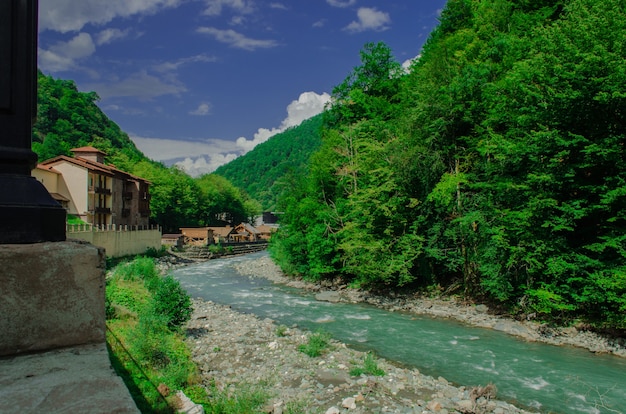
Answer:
xmin=214 ymin=114 xmax=323 ymax=210
xmin=271 ymin=0 xmax=626 ymax=330
xmin=34 ymin=72 xmax=259 ymax=232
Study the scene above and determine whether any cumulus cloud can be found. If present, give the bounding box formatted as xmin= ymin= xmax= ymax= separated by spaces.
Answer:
xmin=131 ymin=135 xmax=240 ymax=162
xmin=86 ymin=70 xmax=186 ymax=100
xmin=402 ymin=54 xmax=420 ymax=72
xmin=175 ymin=154 xmax=239 ymax=177
xmin=190 ymin=103 xmax=212 ymax=116
xmin=327 ymin=0 xmax=356 ymax=8
xmin=202 ymin=0 xmax=255 ymax=16
xmin=38 ymin=32 xmax=96 ymax=72
xmin=96 ymin=28 xmax=130 ymax=45
xmin=235 ymin=91 xmax=330 ymax=153
xmin=197 ymin=27 xmax=278 ymax=50
xmin=131 ymin=91 xmax=330 ymax=176
xmin=39 ymin=0 xmax=183 ymax=33
xmin=344 ymin=7 xmax=391 ymax=33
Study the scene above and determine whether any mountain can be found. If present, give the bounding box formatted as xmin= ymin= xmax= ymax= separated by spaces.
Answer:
xmin=213 ymin=114 xmax=323 ymax=211
xmin=33 ymin=71 xmax=259 ymax=232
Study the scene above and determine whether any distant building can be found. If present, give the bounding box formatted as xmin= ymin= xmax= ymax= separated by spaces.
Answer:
xmin=33 ymin=146 xmax=151 ymax=227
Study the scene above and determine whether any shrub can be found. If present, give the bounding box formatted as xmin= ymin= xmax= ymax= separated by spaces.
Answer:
xmin=153 ymin=276 xmax=193 ymax=330
xmin=298 ymin=331 xmax=331 ymax=357
xmin=350 ymin=352 xmax=385 ymax=377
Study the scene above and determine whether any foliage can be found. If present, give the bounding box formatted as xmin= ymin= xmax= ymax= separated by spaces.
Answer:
xmin=106 ymin=256 xmax=200 ymax=412
xmin=214 ymin=114 xmax=323 ymax=211
xmin=271 ymin=0 xmax=626 ymax=330
xmin=152 ymin=276 xmax=193 ymax=330
xmin=187 ymin=382 xmax=271 ymax=414
xmin=298 ymin=330 xmax=332 ymax=357
xmin=349 ymin=352 xmax=385 ymax=377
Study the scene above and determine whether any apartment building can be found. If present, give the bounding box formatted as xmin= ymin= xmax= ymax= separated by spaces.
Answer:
xmin=33 ymin=146 xmax=151 ymax=227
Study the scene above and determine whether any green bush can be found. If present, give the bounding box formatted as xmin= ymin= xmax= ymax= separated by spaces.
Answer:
xmin=298 ymin=331 xmax=331 ymax=357
xmin=153 ymin=276 xmax=193 ymax=330
xmin=350 ymin=352 xmax=385 ymax=377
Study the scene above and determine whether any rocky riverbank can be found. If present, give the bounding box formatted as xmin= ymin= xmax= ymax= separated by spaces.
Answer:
xmin=186 ymin=299 xmax=532 ymax=414
xmin=232 ymin=256 xmax=626 ymax=359
xmin=159 ymin=252 xmax=625 ymax=413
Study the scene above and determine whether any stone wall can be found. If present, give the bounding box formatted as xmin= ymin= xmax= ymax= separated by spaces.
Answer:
xmin=0 ymin=240 xmax=105 ymax=356
xmin=67 ymin=226 xmax=161 ymax=257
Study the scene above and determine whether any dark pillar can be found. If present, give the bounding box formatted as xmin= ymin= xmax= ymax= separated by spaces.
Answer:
xmin=0 ymin=0 xmax=65 ymax=243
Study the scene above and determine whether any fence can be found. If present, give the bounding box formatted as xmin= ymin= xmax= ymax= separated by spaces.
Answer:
xmin=67 ymin=224 xmax=162 ymax=258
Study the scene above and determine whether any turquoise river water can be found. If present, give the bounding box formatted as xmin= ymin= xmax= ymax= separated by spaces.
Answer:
xmin=171 ymin=251 xmax=626 ymax=413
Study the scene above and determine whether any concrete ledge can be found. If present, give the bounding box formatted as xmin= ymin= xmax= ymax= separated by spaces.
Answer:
xmin=0 ymin=240 xmax=105 ymax=356
xmin=0 ymin=343 xmax=139 ymax=413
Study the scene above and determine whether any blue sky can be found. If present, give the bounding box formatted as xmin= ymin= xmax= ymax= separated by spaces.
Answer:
xmin=38 ymin=0 xmax=447 ymax=176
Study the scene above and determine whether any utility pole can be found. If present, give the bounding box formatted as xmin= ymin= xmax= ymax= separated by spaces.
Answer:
xmin=0 ymin=0 xmax=65 ymax=243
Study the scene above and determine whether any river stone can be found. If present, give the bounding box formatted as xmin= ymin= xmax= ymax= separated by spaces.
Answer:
xmin=475 ymin=304 xmax=489 ymax=313
xmin=325 ymin=407 xmax=340 ymax=414
xmin=342 ymin=397 xmax=356 ymax=409
xmin=315 ymin=291 xmax=341 ymax=303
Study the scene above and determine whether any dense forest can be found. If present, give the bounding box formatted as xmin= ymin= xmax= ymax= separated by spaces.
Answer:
xmin=33 ymin=72 xmax=259 ymax=233
xmin=214 ymin=114 xmax=323 ymax=211
xmin=270 ymin=0 xmax=626 ymax=330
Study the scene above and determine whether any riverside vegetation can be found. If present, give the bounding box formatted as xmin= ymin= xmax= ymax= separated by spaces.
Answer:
xmin=269 ymin=0 xmax=626 ymax=333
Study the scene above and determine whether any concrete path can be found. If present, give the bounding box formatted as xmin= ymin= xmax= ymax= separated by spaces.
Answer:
xmin=0 ymin=342 xmax=139 ymax=414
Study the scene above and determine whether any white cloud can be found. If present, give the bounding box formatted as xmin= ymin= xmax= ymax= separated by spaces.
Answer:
xmin=154 ymin=54 xmax=218 ymax=72
xmin=38 ymin=32 xmax=96 ymax=72
xmin=344 ymin=7 xmax=391 ymax=33
xmin=197 ymin=27 xmax=278 ymax=50
xmin=86 ymin=70 xmax=186 ymax=100
xmin=131 ymin=135 xmax=241 ymax=161
xmin=131 ymin=91 xmax=330 ymax=176
xmin=313 ymin=19 xmax=327 ymax=28
xmin=270 ymin=3 xmax=288 ymax=10
xmin=235 ymin=91 xmax=330 ymax=154
xmin=39 ymin=0 xmax=183 ymax=33
xmin=175 ymin=154 xmax=239 ymax=177
xmin=327 ymin=0 xmax=356 ymax=8
xmin=202 ymin=0 xmax=255 ymax=16
xmin=402 ymin=54 xmax=420 ymax=72
xmin=190 ymin=103 xmax=212 ymax=116
xmin=96 ymin=28 xmax=130 ymax=46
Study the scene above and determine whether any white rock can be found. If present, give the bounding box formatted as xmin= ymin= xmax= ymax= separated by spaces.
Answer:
xmin=325 ymin=407 xmax=340 ymax=414
xmin=342 ymin=397 xmax=357 ymax=409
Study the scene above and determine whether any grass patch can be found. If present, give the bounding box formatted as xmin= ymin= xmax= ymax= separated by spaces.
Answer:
xmin=106 ymin=255 xmax=198 ymax=413
xmin=349 ymin=352 xmax=385 ymax=377
xmin=298 ymin=330 xmax=331 ymax=357
xmin=186 ymin=382 xmax=271 ymax=414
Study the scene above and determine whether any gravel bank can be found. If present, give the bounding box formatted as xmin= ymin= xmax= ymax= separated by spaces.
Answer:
xmin=179 ymin=255 xmax=537 ymax=413
xmin=186 ymin=299 xmax=532 ymax=414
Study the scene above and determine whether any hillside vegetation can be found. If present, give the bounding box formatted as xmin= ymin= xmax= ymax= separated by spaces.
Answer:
xmin=270 ymin=0 xmax=626 ymax=330
xmin=214 ymin=114 xmax=323 ymax=211
xmin=34 ymin=72 xmax=259 ymax=233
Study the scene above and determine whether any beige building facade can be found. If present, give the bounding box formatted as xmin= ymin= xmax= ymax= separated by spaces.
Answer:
xmin=33 ymin=146 xmax=151 ymax=227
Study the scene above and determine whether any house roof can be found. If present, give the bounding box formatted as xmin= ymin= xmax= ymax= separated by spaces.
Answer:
xmin=208 ymin=226 xmax=234 ymax=237
xmin=236 ymin=223 xmax=260 ymax=234
xmin=71 ymin=146 xmax=106 ymax=155
xmin=39 ymin=154 xmax=150 ymax=184
xmin=35 ymin=164 xmax=62 ymax=174
xmin=49 ymin=192 xmax=70 ymax=202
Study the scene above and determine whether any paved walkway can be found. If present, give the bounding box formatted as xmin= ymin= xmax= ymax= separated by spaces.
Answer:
xmin=0 ymin=343 xmax=139 ymax=414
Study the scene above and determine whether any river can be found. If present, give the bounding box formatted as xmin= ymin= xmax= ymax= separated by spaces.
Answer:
xmin=171 ymin=251 xmax=626 ymax=414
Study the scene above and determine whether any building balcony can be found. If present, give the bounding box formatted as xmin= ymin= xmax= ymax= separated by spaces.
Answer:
xmin=94 ymin=187 xmax=111 ymax=195
xmin=94 ymin=207 xmax=111 ymax=214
